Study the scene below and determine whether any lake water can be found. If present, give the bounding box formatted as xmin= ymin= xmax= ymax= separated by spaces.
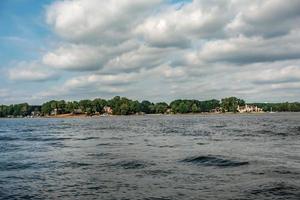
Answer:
xmin=0 ymin=113 xmax=299 ymax=200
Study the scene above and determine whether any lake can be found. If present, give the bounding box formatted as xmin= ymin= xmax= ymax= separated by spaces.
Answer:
xmin=0 ymin=113 xmax=299 ymax=200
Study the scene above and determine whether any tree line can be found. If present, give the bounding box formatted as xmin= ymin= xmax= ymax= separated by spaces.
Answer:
xmin=0 ymin=96 xmax=300 ymax=117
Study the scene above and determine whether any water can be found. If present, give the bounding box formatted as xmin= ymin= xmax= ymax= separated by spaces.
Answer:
xmin=0 ymin=113 xmax=299 ymax=200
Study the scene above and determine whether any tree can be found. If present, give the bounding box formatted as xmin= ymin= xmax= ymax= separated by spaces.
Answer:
xmin=178 ymin=102 xmax=189 ymax=113
xmin=191 ymin=103 xmax=199 ymax=113
xmin=154 ymin=102 xmax=168 ymax=114
xmin=41 ymin=102 xmax=52 ymax=115
xmin=79 ymin=100 xmax=93 ymax=113
xmin=93 ymin=98 xmax=107 ymax=113
xmin=140 ymin=100 xmax=153 ymax=114
xmin=120 ymin=103 xmax=130 ymax=115
xmin=129 ymin=100 xmax=140 ymax=114
xmin=221 ymin=97 xmax=245 ymax=113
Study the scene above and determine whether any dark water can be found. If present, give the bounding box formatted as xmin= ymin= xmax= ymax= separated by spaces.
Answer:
xmin=0 ymin=113 xmax=299 ymax=200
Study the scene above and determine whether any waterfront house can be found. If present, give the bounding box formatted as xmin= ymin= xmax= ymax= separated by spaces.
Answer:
xmin=211 ymin=107 xmax=222 ymax=113
xmin=103 ymin=106 xmax=113 ymax=115
xmin=51 ymin=108 xmax=58 ymax=116
xmin=31 ymin=111 xmax=41 ymax=117
xmin=237 ymin=105 xmax=263 ymax=113
xmin=73 ymin=109 xmax=83 ymax=114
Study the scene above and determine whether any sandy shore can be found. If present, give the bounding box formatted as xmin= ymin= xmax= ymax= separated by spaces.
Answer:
xmin=1 ymin=112 xmax=270 ymax=119
xmin=45 ymin=114 xmax=89 ymax=118
xmin=47 ymin=112 xmax=267 ymax=118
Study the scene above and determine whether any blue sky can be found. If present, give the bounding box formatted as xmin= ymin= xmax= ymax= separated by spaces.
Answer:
xmin=0 ymin=0 xmax=53 ymax=62
xmin=1 ymin=0 xmax=300 ymax=104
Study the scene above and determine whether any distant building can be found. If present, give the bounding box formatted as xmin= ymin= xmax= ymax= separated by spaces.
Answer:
xmin=31 ymin=111 xmax=41 ymax=117
xmin=165 ymin=108 xmax=173 ymax=114
xmin=73 ymin=109 xmax=83 ymax=114
xmin=211 ymin=107 xmax=222 ymax=113
xmin=237 ymin=105 xmax=263 ymax=113
xmin=51 ymin=108 xmax=58 ymax=116
xmin=103 ymin=106 xmax=113 ymax=115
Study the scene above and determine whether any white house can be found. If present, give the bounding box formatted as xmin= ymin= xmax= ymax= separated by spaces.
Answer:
xmin=237 ymin=105 xmax=263 ymax=113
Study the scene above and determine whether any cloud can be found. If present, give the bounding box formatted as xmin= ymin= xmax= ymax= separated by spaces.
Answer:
xmin=188 ymin=29 xmax=300 ymax=64
xmin=226 ymin=0 xmax=300 ymax=37
xmin=252 ymin=66 xmax=300 ymax=84
xmin=64 ymin=73 xmax=138 ymax=88
xmin=8 ymin=61 xmax=58 ymax=82
xmin=0 ymin=89 xmax=9 ymax=98
xmin=3 ymin=0 xmax=300 ymax=103
xmin=43 ymin=40 xmax=139 ymax=71
xmin=36 ymin=72 xmax=139 ymax=100
xmin=42 ymin=44 xmax=105 ymax=70
xmin=103 ymin=45 xmax=179 ymax=72
xmin=46 ymin=0 xmax=162 ymax=44
xmin=135 ymin=0 xmax=229 ymax=48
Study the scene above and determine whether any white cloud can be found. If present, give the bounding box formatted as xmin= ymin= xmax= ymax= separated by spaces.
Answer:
xmin=64 ymin=73 xmax=138 ymax=88
xmin=253 ymin=66 xmax=300 ymax=84
xmin=3 ymin=0 xmax=300 ymax=103
xmin=46 ymin=0 xmax=162 ymax=43
xmin=226 ymin=0 xmax=300 ymax=37
xmin=42 ymin=44 xmax=105 ymax=70
xmin=135 ymin=0 xmax=229 ymax=48
xmin=8 ymin=61 xmax=58 ymax=82
xmin=190 ymin=29 xmax=300 ymax=64
xmin=43 ymin=40 xmax=139 ymax=71
xmin=103 ymin=45 xmax=178 ymax=72
xmin=36 ymin=72 xmax=139 ymax=100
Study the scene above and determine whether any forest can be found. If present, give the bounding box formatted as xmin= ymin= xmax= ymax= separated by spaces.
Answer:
xmin=1 ymin=96 xmax=300 ymax=117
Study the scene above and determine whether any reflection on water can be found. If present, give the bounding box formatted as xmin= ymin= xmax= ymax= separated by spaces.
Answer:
xmin=0 ymin=113 xmax=300 ymax=199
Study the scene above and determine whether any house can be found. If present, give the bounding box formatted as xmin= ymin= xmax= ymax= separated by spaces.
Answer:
xmin=73 ymin=109 xmax=83 ymax=114
xmin=51 ymin=108 xmax=58 ymax=116
xmin=237 ymin=104 xmax=263 ymax=113
xmin=31 ymin=111 xmax=41 ymax=117
xmin=103 ymin=106 xmax=113 ymax=115
xmin=211 ymin=107 xmax=222 ymax=113
xmin=165 ymin=108 xmax=173 ymax=114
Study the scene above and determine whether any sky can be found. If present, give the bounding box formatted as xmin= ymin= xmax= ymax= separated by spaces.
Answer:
xmin=0 ymin=0 xmax=300 ymax=104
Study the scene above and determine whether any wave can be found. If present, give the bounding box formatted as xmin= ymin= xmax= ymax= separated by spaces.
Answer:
xmin=181 ymin=155 xmax=249 ymax=167
xmin=111 ymin=160 xmax=154 ymax=170
xmin=249 ymin=182 xmax=300 ymax=199
xmin=87 ymin=153 xmax=111 ymax=158
xmin=0 ymin=162 xmax=33 ymax=171
xmin=0 ymin=130 xmax=8 ymax=133
xmin=196 ymin=142 xmax=208 ymax=145
xmin=96 ymin=143 xmax=112 ymax=146
xmin=143 ymin=169 xmax=173 ymax=177
xmin=158 ymin=145 xmax=179 ymax=148
xmin=251 ymin=167 xmax=300 ymax=176
xmin=24 ymin=137 xmax=72 ymax=142
xmin=0 ymin=161 xmax=49 ymax=171
xmin=19 ymin=128 xmax=35 ymax=133
xmin=210 ymin=124 xmax=227 ymax=128
xmin=288 ymin=126 xmax=300 ymax=135
xmin=64 ymin=161 xmax=92 ymax=169
xmin=0 ymin=136 xmax=19 ymax=141
xmin=144 ymin=197 xmax=172 ymax=200
xmin=74 ymin=137 xmax=100 ymax=140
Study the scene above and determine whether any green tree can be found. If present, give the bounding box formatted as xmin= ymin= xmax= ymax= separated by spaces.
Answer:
xmin=154 ymin=102 xmax=168 ymax=114
xmin=120 ymin=103 xmax=130 ymax=115
xmin=93 ymin=98 xmax=107 ymax=113
xmin=140 ymin=100 xmax=153 ymax=114
xmin=178 ymin=102 xmax=189 ymax=113
xmin=191 ymin=103 xmax=199 ymax=113
xmin=221 ymin=97 xmax=245 ymax=113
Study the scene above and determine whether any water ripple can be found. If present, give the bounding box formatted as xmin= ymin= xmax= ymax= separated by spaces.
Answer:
xmin=181 ymin=155 xmax=249 ymax=167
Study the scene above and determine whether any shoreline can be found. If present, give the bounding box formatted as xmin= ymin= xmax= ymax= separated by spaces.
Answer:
xmin=0 ymin=111 xmax=291 ymax=119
